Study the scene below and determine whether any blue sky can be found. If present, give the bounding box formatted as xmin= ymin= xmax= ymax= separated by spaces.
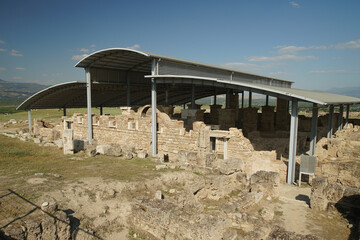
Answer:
xmin=0 ymin=0 xmax=359 ymax=90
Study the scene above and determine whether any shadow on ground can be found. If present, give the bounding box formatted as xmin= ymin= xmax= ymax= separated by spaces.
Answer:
xmin=0 ymin=189 xmax=102 ymax=240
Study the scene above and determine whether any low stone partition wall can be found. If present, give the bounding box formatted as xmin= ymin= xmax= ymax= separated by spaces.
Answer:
xmin=317 ymin=161 xmax=360 ymax=188
xmin=310 ymin=177 xmax=360 ymax=212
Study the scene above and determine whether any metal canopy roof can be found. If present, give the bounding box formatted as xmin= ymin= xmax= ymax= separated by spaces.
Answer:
xmin=147 ymin=75 xmax=360 ymax=105
xmin=17 ymin=48 xmax=360 ymax=110
xmin=75 ymin=48 xmax=293 ymax=87
xmin=16 ymin=81 xmax=228 ymax=110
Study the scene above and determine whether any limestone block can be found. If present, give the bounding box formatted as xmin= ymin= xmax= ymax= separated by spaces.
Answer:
xmin=260 ymin=206 xmax=274 ymax=221
xmin=108 ymin=144 xmax=122 ymax=157
xmin=155 ymin=190 xmax=163 ymax=200
xmin=55 ymin=211 xmax=71 ymax=240
xmin=54 ymin=139 xmax=63 ymax=149
xmin=41 ymin=216 xmax=57 ymax=239
xmin=193 ymin=121 xmax=206 ymax=132
xmin=122 ymin=145 xmax=135 ymax=154
xmin=96 ymin=145 xmax=112 ymax=155
xmin=310 ymin=177 xmax=328 ymax=211
xmin=85 ymin=141 xmax=97 ymax=157
xmin=2 ymin=224 xmax=25 ymax=240
xmin=26 ymin=219 xmax=42 ymax=240
xmin=250 ymin=171 xmax=280 ymax=198
xmin=41 ymin=201 xmax=58 ymax=213
xmin=177 ymin=150 xmax=197 ymax=165
xmin=204 ymin=153 xmax=217 ymax=168
xmin=137 ymin=152 xmax=148 ymax=158
xmin=241 ymin=192 xmax=264 ymax=210
xmin=198 ymin=128 xmax=210 ymax=148
xmin=217 ymin=158 xmax=243 ymax=175
xmin=324 ymin=184 xmax=345 ymax=203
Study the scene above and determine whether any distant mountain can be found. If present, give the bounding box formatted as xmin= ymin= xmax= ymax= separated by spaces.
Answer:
xmin=326 ymin=86 xmax=360 ymax=98
xmin=0 ymin=79 xmax=49 ymax=106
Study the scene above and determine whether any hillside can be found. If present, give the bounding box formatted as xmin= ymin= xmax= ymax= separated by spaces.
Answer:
xmin=0 ymin=79 xmax=48 ymax=106
xmin=327 ymin=86 xmax=360 ymax=98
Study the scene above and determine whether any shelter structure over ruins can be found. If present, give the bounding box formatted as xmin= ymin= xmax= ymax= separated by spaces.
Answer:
xmin=17 ymin=48 xmax=360 ymax=185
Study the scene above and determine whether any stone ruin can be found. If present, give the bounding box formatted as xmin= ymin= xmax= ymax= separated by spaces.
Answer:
xmin=8 ymin=98 xmax=357 ymax=184
xmin=2 ymin=100 xmax=360 ymax=239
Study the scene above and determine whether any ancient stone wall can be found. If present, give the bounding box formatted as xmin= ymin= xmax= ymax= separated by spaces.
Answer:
xmin=275 ymin=98 xmax=289 ymax=131
xmin=260 ymin=106 xmax=275 ymax=132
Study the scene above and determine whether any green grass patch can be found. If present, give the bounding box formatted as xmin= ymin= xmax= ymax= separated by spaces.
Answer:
xmin=0 ymin=134 xmax=162 ymax=202
xmin=274 ymin=210 xmax=283 ymax=216
xmin=0 ymin=107 xmax=123 ymax=122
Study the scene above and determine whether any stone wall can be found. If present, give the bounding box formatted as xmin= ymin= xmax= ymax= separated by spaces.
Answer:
xmin=260 ymin=106 xmax=275 ymax=132
xmin=275 ymin=98 xmax=289 ymax=131
xmin=310 ymin=177 xmax=360 ymax=212
xmin=59 ymin=106 xmax=287 ymax=180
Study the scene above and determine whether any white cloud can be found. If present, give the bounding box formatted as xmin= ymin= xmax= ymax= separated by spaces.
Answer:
xmin=90 ymin=44 xmax=96 ymax=48
xmin=289 ymin=1 xmax=300 ymax=7
xmin=309 ymin=70 xmax=350 ymax=74
xmin=16 ymin=67 xmax=25 ymax=70
xmin=276 ymin=45 xmax=327 ymax=55
xmin=51 ymin=72 xmax=62 ymax=77
xmin=10 ymin=49 xmax=23 ymax=57
xmin=276 ymin=46 xmax=307 ymax=55
xmin=0 ymin=48 xmax=6 ymax=52
xmin=247 ymin=54 xmax=317 ymax=62
xmin=275 ymin=39 xmax=360 ymax=55
xmin=72 ymin=54 xmax=88 ymax=61
xmin=126 ymin=44 xmax=140 ymax=50
xmin=0 ymin=67 xmax=5 ymax=71
xmin=0 ymin=40 xmax=5 ymax=44
xmin=333 ymin=39 xmax=360 ymax=49
xmin=12 ymin=76 xmax=23 ymax=80
xmin=79 ymin=48 xmax=89 ymax=52
xmin=269 ymin=71 xmax=290 ymax=76
xmin=223 ymin=62 xmax=263 ymax=71
xmin=41 ymin=73 xmax=47 ymax=77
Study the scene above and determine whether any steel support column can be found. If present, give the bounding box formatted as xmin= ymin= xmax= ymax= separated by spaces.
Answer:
xmin=338 ymin=104 xmax=344 ymax=131
xmin=126 ymin=73 xmax=131 ymax=106
xmin=345 ymin=104 xmax=350 ymax=128
xmin=151 ymin=59 xmax=157 ymax=157
xmin=327 ymin=105 xmax=334 ymax=138
xmin=287 ymin=100 xmax=298 ymax=185
xmin=266 ymin=95 xmax=269 ymax=106
xmin=214 ymin=89 xmax=217 ymax=105
xmin=86 ymin=67 xmax=93 ymax=143
xmin=310 ymin=104 xmax=318 ymax=156
xmin=100 ymin=106 xmax=103 ymax=115
xmin=165 ymin=86 xmax=169 ymax=106
xmin=191 ymin=85 xmax=195 ymax=109
xmin=63 ymin=107 xmax=66 ymax=117
xmin=241 ymin=91 xmax=244 ymax=108
xmin=225 ymin=89 xmax=230 ymax=109
xmin=28 ymin=110 xmax=32 ymax=134
xmin=249 ymin=92 xmax=252 ymax=108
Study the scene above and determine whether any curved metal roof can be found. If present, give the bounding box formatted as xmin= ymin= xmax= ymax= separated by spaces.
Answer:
xmin=16 ymin=81 xmax=228 ymax=110
xmin=148 ymin=75 xmax=360 ymax=105
xmin=75 ymin=48 xmax=293 ymax=84
xmin=17 ymin=48 xmax=360 ymax=110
